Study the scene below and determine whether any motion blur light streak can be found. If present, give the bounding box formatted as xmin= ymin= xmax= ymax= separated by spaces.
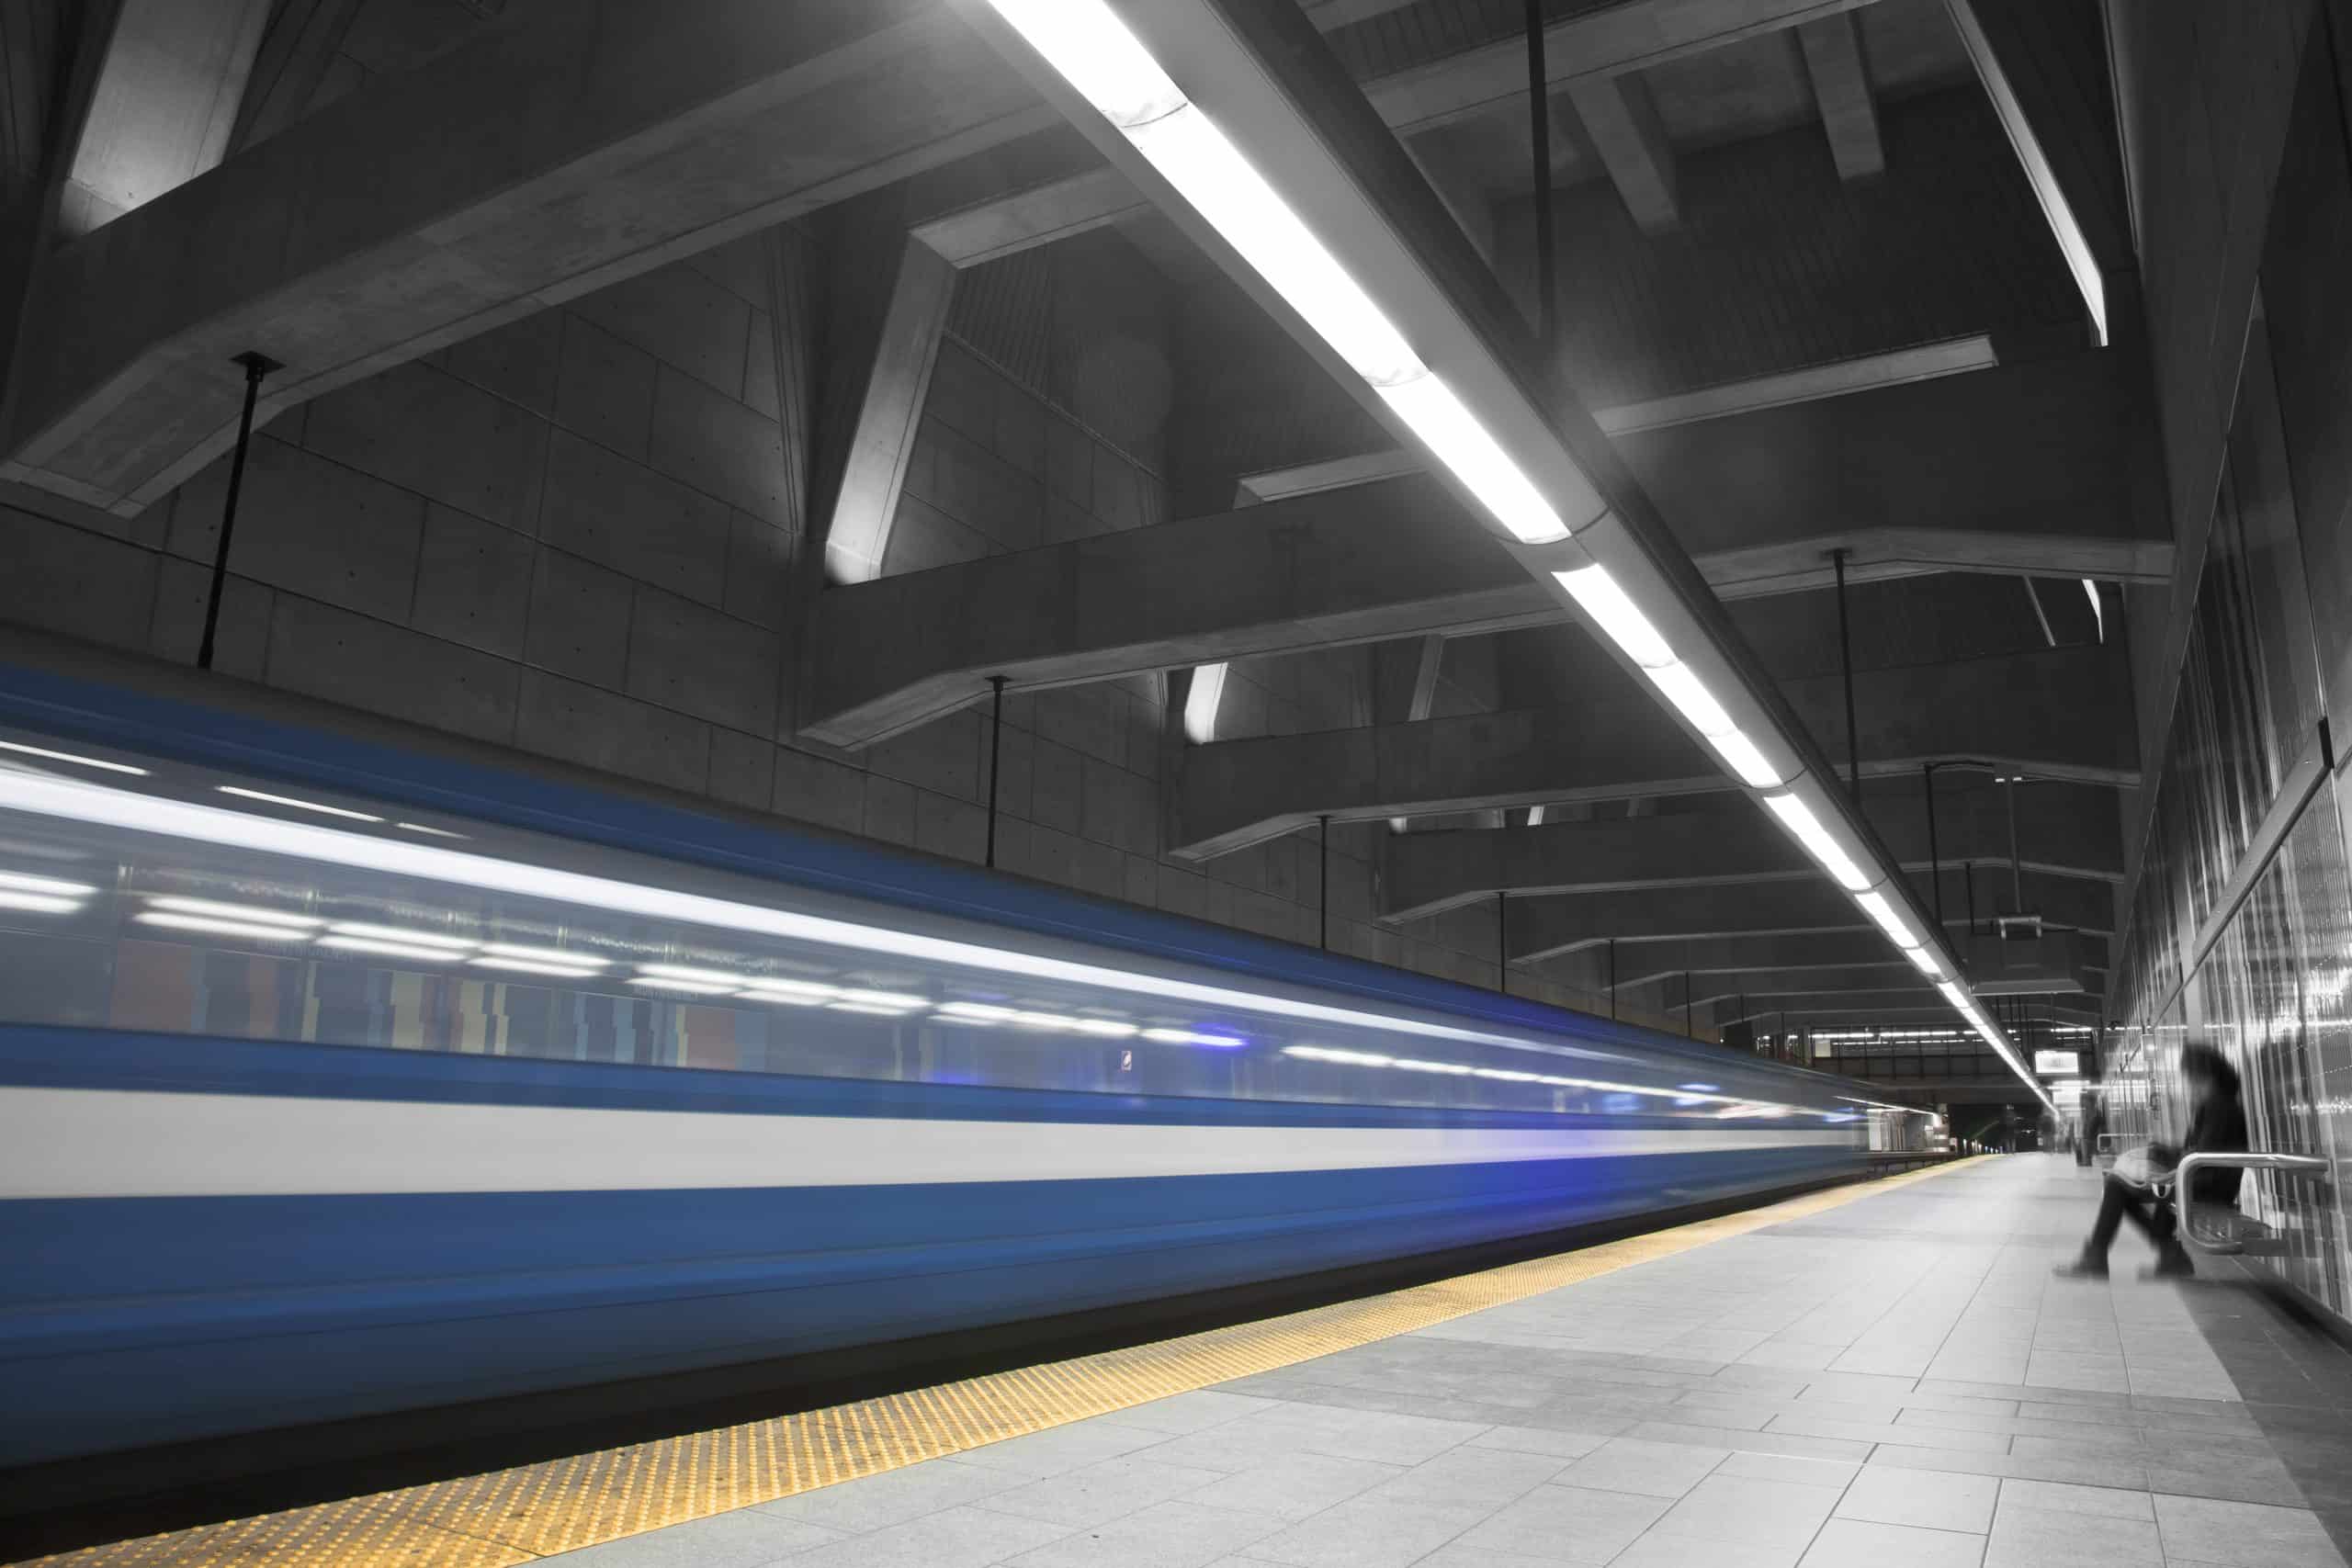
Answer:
xmin=134 ymin=909 xmax=309 ymax=942
xmin=148 ymin=896 xmax=318 ymax=928
xmin=0 ymin=869 xmax=96 ymax=896
xmin=0 ymin=739 xmax=148 ymax=775
xmin=0 ymin=771 xmax=1617 ymax=1062
xmin=218 ymin=785 xmax=382 ymax=822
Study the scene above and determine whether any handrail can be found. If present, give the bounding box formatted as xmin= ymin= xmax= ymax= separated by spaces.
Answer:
xmin=2173 ymin=1152 xmax=2330 ymax=1255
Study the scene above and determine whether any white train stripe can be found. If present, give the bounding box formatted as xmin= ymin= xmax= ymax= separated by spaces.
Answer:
xmin=0 ymin=1089 xmax=1856 ymax=1199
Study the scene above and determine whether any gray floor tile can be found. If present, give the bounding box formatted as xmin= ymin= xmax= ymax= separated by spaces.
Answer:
xmin=1364 ymin=1446 xmax=1568 ymax=1509
xmin=755 ymin=1459 xmax=1023 ymax=1532
xmin=1102 ymin=1392 xmax=1280 ymax=1435
xmin=1175 ymin=1451 xmax=1403 ymax=1521
xmin=949 ymin=1417 xmax=1168 ymax=1478
xmin=1239 ymin=1495 xmax=1489 ymax=1568
xmin=1835 ymin=1466 xmax=1999 ymax=1533
xmin=1801 ymin=1518 xmax=1985 ymax=1568
xmin=1626 ymin=1420 xmax=1874 ymax=1461
xmin=1650 ymin=1473 xmax=1842 ymax=1548
xmin=534 ymin=1510 xmax=847 ymax=1567
xmin=2151 ymin=1495 xmax=2346 ymax=1568
xmin=1983 ymin=1503 xmax=2159 ymax=1568
xmin=1995 ymin=1479 xmax=2154 ymax=1519
xmin=1609 ymin=1532 xmax=1805 ymax=1568
xmin=1553 ymin=1437 xmax=1727 ymax=1498
xmin=1464 ymin=1424 xmax=1611 ymax=1460
xmin=784 ymin=1505 xmax=1076 ymax=1568
xmin=1454 ymin=1483 xmax=1671 ymax=1564
xmin=972 ymin=1455 xmax=1231 ymax=1528
xmin=1005 ymin=1501 xmax=1287 ymax=1568
xmin=1717 ymin=1450 xmax=1862 ymax=1487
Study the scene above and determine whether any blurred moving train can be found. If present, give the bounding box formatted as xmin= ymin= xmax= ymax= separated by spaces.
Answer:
xmin=0 ymin=667 xmax=1928 ymax=1471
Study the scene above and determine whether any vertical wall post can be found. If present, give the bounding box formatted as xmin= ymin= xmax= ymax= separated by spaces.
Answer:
xmin=2005 ymin=774 xmax=2024 ymax=912
xmin=984 ymin=675 xmax=1008 ymax=869
xmin=1831 ymin=547 xmax=1860 ymax=803
xmin=1497 ymin=891 xmax=1509 ymax=994
xmin=1922 ymin=761 xmax=1944 ymax=930
xmin=1683 ymin=971 xmax=1694 ymax=1037
xmin=197 ymin=351 xmax=280 ymax=671
xmin=1608 ymin=937 xmax=1617 ymax=1021
xmin=1318 ymin=813 xmax=1330 ymax=952
xmin=1524 ymin=0 xmax=1556 ymax=353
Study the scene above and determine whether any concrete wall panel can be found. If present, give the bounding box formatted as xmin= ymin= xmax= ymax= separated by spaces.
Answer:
xmin=302 ymin=361 xmax=548 ymax=533
xmin=646 ymin=366 xmax=791 ymax=526
xmin=538 ymin=431 xmax=731 ymax=608
xmin=410 ymin=502 xmax=532 ymax=660
xmin=173 ymin=436 xmax=424 ymax=626
xmin=553 ymin=318 xmax=658 ymax=462
xmin=514 ymin=669 xmax=707 ymax=797
xmin=523 ymin=548 xmax=630 ymax=689
xmin=623 ymin=585 xmax=779 ymax=737
xmin=266 ymin=595 xmax=517 ymax=745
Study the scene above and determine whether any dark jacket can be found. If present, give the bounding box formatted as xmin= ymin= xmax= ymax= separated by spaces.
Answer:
xmin=2155 ymin=1089 xmax=2249 ymax=1205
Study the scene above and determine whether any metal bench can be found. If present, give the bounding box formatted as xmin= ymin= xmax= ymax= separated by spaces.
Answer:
xmin=2173 ymin=1152 xmax=2331 ymax=1257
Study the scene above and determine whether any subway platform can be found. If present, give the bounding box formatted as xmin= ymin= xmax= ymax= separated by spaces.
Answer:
xmin=30 ymin=1156 xmax=2352 ymax=1568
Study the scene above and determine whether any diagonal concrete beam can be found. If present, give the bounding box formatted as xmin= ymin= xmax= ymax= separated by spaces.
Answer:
xmin=2 ymin=0 xmax=1054 ymax=514
xmin=1796 ymin=12 xmax=1883 ymax=180
xmin=813 ymin=130 xmax=1145 ymax=584
xmin=1363 ymin=0 xmax=1880 ymax=135
xmin=1566 ymin=73 xmax=1679 ymax=231
xmin=806 ymin=353 xmax=2165 ymax=745
xmin=1381 ymin=782 xmax=2123 ymax=919
xmin=1175 ymin=646 xmax=2136 ymax=859
xmin=1553 ymin=928 xmax=2106 ymax=994
xmin=1505 ymin=870 xmax=2117 ymax=960
xmin=801 ymin=472 xmax=1555 ymax=746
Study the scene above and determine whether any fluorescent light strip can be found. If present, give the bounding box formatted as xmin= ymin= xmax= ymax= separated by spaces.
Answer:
xmin=0 ymin=773 xmax=1627 ymax=1063
xmin=1904 ymin=945 xmax=1948 ymax=979
xmin=134 ymin=909 xmax=309 ymax=942
xmin=1124 ymin=106 xmax=1424 ymax=389
xmin=148 ymin=896 xmax=318 ymax=928
xmin=481 ymin=942 xmax=605 ymax=967
xmin=981 ymin=0 xmax=1574 ymax=547
xmin=0 ymin=889 xmax=81 ymax=914
xmin=1761 ymin=793 xmax=1869 ymax=892
xmin=829 ymin=1000 xmax=919 ymax=1017
xmin=317 ymin=934 xmax=462 ymax=963
xmin=1553 ymin=566 xmax=1779 ymax=787
xmin=0 ymin=869 xmax=97 ymax=896
xmin=1853 ymin=890 xmax=1920 ymax=950
xmin=938 ymin=1001 xmax=1018 ymax=1021
xmin=218 ymin=786 xmax=382 ymax=823
xmin=0 ymin=739 xmax=147 ymax=775
xmin=327 ymin=921 xmax=473 ymax=950
xmin=1374 ymin=376 xmax=1566 ymax=544
xmin=470 ymin=956 xmax=602 ymax=979
xmin=1554 ymin=566 xmax=1674 ymax=668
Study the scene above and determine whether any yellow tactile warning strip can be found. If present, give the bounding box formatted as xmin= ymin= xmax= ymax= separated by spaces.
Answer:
xmin=26 ymin=1157 xmax=1987 ymax=1567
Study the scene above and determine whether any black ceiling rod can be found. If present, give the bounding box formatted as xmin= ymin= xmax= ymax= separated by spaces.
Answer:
xmin=1525 ymin=0 xmax=1556 ymax=355
xmin=197 ymin=351 xmax=281 ymax=671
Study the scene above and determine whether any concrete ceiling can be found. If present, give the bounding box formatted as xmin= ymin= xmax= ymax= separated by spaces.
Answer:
xmin=0 ymin=0 xmax=2136 ymax=1109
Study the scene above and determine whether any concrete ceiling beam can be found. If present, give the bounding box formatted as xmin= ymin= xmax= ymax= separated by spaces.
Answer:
xmin=1565 ymin=73 xmax=1680 ymax=231
xmin=1364 ymin=0 xmax=1881 ymax=136
xmin=1380 ymin=781 xmax=2123 ymax=919
xmin=1504 ymin=869 xmax=2117 ymax=960
xmin=813 ymin=130 xmax=1141 ymax=585
xmin=806 ymin=353 xmax=2165 ymax=747
xmin=1796 ymin=12 xmax=1885 ymax=180
xmin=1 ymin=0 xmax=1054 ymax=514
xmin=1173 ymin=645 xmax=2137 ymax=859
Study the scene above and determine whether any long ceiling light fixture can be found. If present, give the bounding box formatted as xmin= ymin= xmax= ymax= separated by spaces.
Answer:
xmin=965 ymin=0 xmax=2048 ymax=1111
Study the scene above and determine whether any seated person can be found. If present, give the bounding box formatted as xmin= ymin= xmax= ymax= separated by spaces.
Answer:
xmin=2055 ymin=1042 xmax=2246 ymax=1280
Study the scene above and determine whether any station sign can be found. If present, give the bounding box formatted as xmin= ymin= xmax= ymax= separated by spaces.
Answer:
xmin=2034 ymin=1049 xmax=2083 ymax=1077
